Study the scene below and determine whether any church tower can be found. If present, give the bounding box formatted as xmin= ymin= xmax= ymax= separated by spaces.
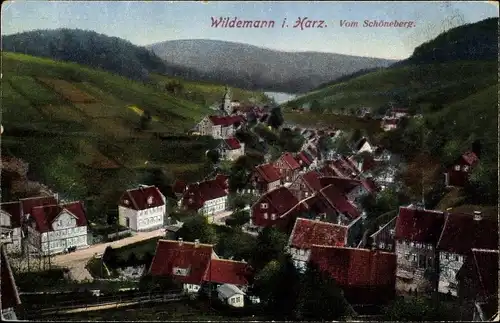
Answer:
xmin=221 ymin=86 xmax=232 ymax=115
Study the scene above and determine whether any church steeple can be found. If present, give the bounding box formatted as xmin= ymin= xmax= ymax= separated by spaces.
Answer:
xmin=222 ymin=86 xmax=232 ymax=115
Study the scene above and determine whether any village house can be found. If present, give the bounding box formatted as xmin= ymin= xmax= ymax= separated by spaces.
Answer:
xmin=251 ymin=163 xmax=282 ymax=194
xmin=172 ymin=180 xmax=187 ymax=199
xmin=444 ymin=151 xmax=479 ymax=187
xmin=216 ymin=284 xmax=246 ymax=308
xmin=394 ymin=205 xmax=446 ymax=294
xmin=310 ymin=245 xmax=397 ymax=306
xmin=118 ymin=185 xmax=166 ymax=231
xmin=350 ymin=153 xmax=377 ymax=175
xmin=456 ymin=248 xmax=499 ymax=321
xmin=369 ymin=216 xmax=397 ymax=252
xmin=288 ymin=170 xmax=323 ymax=201
xmin=381 ymin=118 xmax=399 ymax=131
xmin=388 ymin=108 xmax=409 ymax=119
xmin=274 ymin=152 xmax=302 ymax=184
xmin=180 ymin=175 xmax=229 ymax=216
xmin=287 ymin=218 xmax=351 ymax=272
xmin=149 ymin=239 xmax=252 ymax=296
xmin=0 ymin=245 xmax=22 ymax=320
xmin=355 ymin=137 xmax=375 ymax=154
xmin=0 ymin=202 xmax=23 ymax=254
xmin=295 ymin=151 xmax=315 ymax=172
xmin=217 ymin=137 xmax=245 ymax=161
xmin=197 ymin=115 xmax=244 ymax=139
xmin=250 ymin=187 xmax=298 ymax=229
xmin=26 ymin=201 xmax=88 ymax=256
xmin=436 ymin=210 xmax=498 ymax=297
xmin=319 ymin=176 xmax=376 ymax=209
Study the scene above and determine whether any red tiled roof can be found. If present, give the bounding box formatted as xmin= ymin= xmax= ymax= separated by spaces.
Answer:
xmin=320 ymin=184 xmax=361 ymax=219
xmin=209 ymin=115 xmax=244 ymax=126
xmin=296 ymin=151 xmax=313 ymax=167
xmin=300 ymin=171 xmax=323 ymax=192
xmin=0 ymin=202 xmax=22 ymax=228
xmin=30 ymin=201 xmax=87 ymax=233
xmin=361 ymin=178 xmax=379 ymax=194
xmin=20 ymin=195 xmax=58 ymax=217
xmin=301 ymin=195 xmax=337 ymax=217
xmin=254 ymin=163 xmax=281 ymax=183
xmin=204 ymin=259 xmax=250 ymax=286
xmin=214 ymin=174 xmax=229 ymax=190
xmin=437 ymin=213 xmax=498 ymax=255
xmin=224 ymin=137 xmax=241 ymax=150
xmin=120 ymin=186 xmax=165 ymax=210
xmin=150 ymin=240 xmax=214 ymax=285
xmin=471 ymin=249 xmax=499 ymax=298
xmin=183 ymin=178 xmax=228 ymax=211
xmin=461 ymin=151 xmax=479 ymax=166
xmin=319 ymin=176 xmax=361 ymax=195
xmin=0 ymin=245 xmax=21 ymax=311
xmin=263 ymin=187 xmax=299 ymax=216
xmin=172 ymin=180 xmax=187 ymax=195
xmin=289 ymin=218 xmax=348 ymax=249
xmin=395 ymin=206 xmax=445 ymax=244
xmin=310 ymin=245 xmax=397 ymax=288
xmin=276 ymin=152 xmax=301 ymax=170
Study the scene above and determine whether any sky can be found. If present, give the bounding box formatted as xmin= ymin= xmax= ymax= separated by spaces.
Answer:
xmin=2 ymin=1 xmax=498 ymax=59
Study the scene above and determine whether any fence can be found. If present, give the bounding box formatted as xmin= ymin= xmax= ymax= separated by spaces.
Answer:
xmin=107 ymin=229 xmax=132 ymax=241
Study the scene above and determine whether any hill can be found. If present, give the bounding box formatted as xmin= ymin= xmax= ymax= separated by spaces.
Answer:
xmin=281 ymin=17 xmax=498 ymax=205
xmin=148 ymin=39 xmax=396 ymax=94
xmin=1 ymin=52 xmax=225 ymax=221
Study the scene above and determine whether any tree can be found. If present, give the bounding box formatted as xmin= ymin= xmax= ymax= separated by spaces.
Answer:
xmin=251 ymin=227 xmax=288 ymax=270
xmin=333 ymin=133 xmax=352 ymax=156
xmin=349 ymin=128 xmax=364 ymax=145
xmin=465 ymin=161 xmax=498 ymax=205
xmin=139 ymin=110 xmax=152 ymax=130
xmin=382 ymin=296 xmax=457 ymax=321
xmin=267 ymin=107 xmax=284 ymax=129
xmin=206 ymin=149 xmax=220 ymax=165
xmin=310 ymin=99 xmax=322 ymax=114
xmin=318 ymin=135 xmax=334 ymax=154
xmin=296 ymin=261 xmax=351 ymax=320
xmin=176 ymin=215 xmax=218 ymax=244
xmin=229 ymin=210 xmax=250 ymax=227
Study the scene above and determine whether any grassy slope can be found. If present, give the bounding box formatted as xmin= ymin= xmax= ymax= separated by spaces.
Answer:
xmin=149 ymin=74 xmax=271 ymax=106
xmin=285 ymin=61 xmax=496 ymax=113
xmin=0 ymin=52 xmax=224 ymax=210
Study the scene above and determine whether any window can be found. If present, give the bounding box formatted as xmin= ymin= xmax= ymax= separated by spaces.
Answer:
xmin=455 ymin=255 xmax=459 ymax=261
xmin=463 ymin=165 xmax=470 ymax=172
xmin=263 ymin=213 xmax=268 ymax=219
xmin=412 ymin=254 xmax=417 ymax=262
xmin=410 ymin=241 xmax=414 ymax=247
xmin=445 ymin=253 xmax=449 ymax=260
xmin=261 ymin=203 xmax=269 ymax=209
xmin=271 ymin=214 xmax=276 ymax=220
xmin=387 ymin=243 xmax=393 ymax=250
xmin=231 ymin=298 xmax=235 ymax=304
xmin=454 ymin=165 xmax=460 ymax=171
xmin=379 ymin=242 xmax=386 ymax=249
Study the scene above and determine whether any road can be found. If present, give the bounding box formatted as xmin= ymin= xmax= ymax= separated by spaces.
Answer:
xmin=51 ymin=228 xmax=166 ymax=282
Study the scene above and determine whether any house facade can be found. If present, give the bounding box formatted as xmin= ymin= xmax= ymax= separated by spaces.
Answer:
xmin=251 ymin=164 xmax=282 ymax=194
xmin=0 ymin=202 xmax=23 ymax=254
xmin=436 ymin=211 xmax=498 ymax=296
xmin=181 ymin=175 xmax=229 ymax=216
xmin=26 ymin=201 xmax=88 ymax=256
xmin=217 ymin=284 xmax=245 ymax=308
xmin=250 ymin=187 xmax=298 ymax=229
xmin=197 ymin=115 xmax=244 ymax=139
xmin=444 ymin=151 xmax=479 ymax=187
xmin=381 ymin=118 xmax=399 ymax=131
xmin=218 ymin=138 xmax=245 ymax=161
xmin=369 ymin=216 xmax=397 ymax=252
xmin=394 ymin=206 xmax=445 ymax=294
xmin=118 ymin=185 xmax=166 ymax=231
xmin=274 ymin=152 xmax=301 ymax=183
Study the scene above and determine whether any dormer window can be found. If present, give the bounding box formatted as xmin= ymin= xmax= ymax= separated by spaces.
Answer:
xmin=172 ymin=267 xmax=190 ymax=276
xmin=263 ymin=213 xmax=268 ymax=219
xmin=271 ymin=213 xmax=276 ymax=220
xmin=147 ymin=196 xmax=153 ymax=205
xmin=462 ymin=165 xmax=470 ymax=172
xmin=261 ymin=203 xmax=269 ymax=209
xmin=124 ymin=199 xmax=130 ymax=205
xmin=454 ymin=165 xmax=460 ymax=171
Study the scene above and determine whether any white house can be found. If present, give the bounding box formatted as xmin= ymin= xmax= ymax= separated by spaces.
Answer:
xmin=218 ymin=138 xmax=245 ymax=161
xmin=0 ymin=202 xmax=23 ymax=254
xmin=197 ymin=115 xmax=243 ymax=139
xmin=118 ymin=185 xmax=166 ymax=232
xmin=26 ymin=201 xmax=89 ymax=256
xmin=355 ymin=137 xmax=375 ymax=154
xmin=217 ymin=284 xmax=245 ymax=308
xmin=180 ymin=175 xmax=229 ymax=216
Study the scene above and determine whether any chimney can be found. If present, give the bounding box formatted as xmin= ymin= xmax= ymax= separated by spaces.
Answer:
xmin=194 ymin=239 xmax=200 ymax=247
xmin=473 ymin=211 xmax=482 ymax=221
xmin=178 ymin=237 xmax=183 ymax=245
